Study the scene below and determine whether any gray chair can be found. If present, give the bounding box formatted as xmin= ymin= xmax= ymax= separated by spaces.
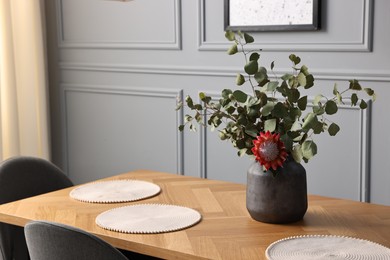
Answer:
xmin=0 ymin=156 xmax=73 ymax=260
xmin=24 ymin=221 xmax=128 ymax=260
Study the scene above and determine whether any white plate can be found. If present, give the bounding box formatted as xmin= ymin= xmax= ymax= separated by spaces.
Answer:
xmin=96 ymin=204 xmax=202 ymax=234
xmin=266 ymin=235 xmax=390 ymax=260
xmin=69 ymin=180 xmax=161 ymax=203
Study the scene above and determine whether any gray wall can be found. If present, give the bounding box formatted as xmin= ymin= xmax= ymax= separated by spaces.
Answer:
xmin=45 ymin=0 xmax=390 ymax=205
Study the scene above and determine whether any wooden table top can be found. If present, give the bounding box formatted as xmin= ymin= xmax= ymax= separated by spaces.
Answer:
xmin=0 ymin=170 xmax=389 ymax=259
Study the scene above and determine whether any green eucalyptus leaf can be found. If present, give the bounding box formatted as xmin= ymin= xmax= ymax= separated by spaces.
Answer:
xmin=257 ymin=91 xmax=268 ymax=105
xmin=247 ymin=96 xmax=261 ymax=107
xmin=291 ymin=120 xmax=301 ymax=131
xmin=302 ymin=140 xmax=317 ymax=159
xmin=304 ymin=74 xmax=314 ymax=89
xmin=245 ymin=127 xmax=259 ymax=138
xmin=247 ymin=107 xmax=259 ymax=118
xmin=264 ymin=119 xmax=276 ymax=132
xmin=225 ymin=31 xmax=235 ymax=41
xmin=289 ymin=107 xmax=302 ymax=120
xmin=222 ymin=89 xmax=233 ymax=99
xmin=281 ymin=74 xmax=293 ymax=81
xmin=336 ymin=93 xmax=343 ymax=104
xmin=312 ymin=121 xmax=324 ymax=134
xmin=333 ymin=83 xmax=338 ymax=95
xmin=298 ymin=96 xmax=308 ymax=110
xmin=237 ymin=115 xmax=248 ymax=125
xmin=364 ymin=88 xmax=376 ymax=101
xmin=349 ymin=79 xmax=362 ymax=90
xmin=364 ymin=88 xmax=374 ymax=95
xmin=289 ymin=54 xmax=301 ymax=65
xmin=300 ymin=65 xmax=309 ymax=76
xmin=265 ymin=81 xmax=279 ymax=92
xmin=281 ymin=134 xmax=293 ymax=151
xmin=292 ymin=145 xmax=303 ymax=163
xmin=261 ymin=102 xmax=275 ymax=116
xmin=325 ymin=100 xmax=338 ymax=115
xmin=220 ymin=98 xmax=229 ymax=107
xmin=233 ymin=90 xmax=248 ymax=103
xmin=351 ymin=93 xmax=358 ymax=106
xmin=219 ymin=131 xmax=228 ymax=140
xmin=194 ymin=104 xmax=203 ymax=110
xmin=236 ymin=139 xmax=246 ymax=149
xmin=244 ymin=60 xmax=258 ymax=75
xmin=272 ymin=103 xmax=288 ymax=118
xmin=210 ymin=115 xmax=222 ymax=127
xmin=254 ymin=69 xmax=268 ymax=86
xmin=293 ymin=133 xmax=304 ymax=142
xmin=283 ymin=118 xmax=295 ymax=132
xmin=249 ymin=52 xmax=260 ymax=61
xmin=245 ymin=137 xmax=253 ymax=148
xmin=227 ymin=43 xmax=238 ymax=55
xmin=186 ymin=95 xmax=194 ymax=108
xmin=237 ymin=106 xmax=245 ymax=114
xmin=302 ymin=113 xmax=316 ymax=130
xmin=313 ymin=94 xmax=324 ymax=105
xmin=276 ymin=82 xmax=288 ymax=97
xmin=258 ymin=66 xmax=268 ymax=75
xmin=189 ymin=123 xmax=196 ymax=132
xmin=199 ymin=92 xmax=211 ymax=103
xmin=236 ymin=74 xmax=245 ymax=86
xmin=270 ymin=61 xmax=275 ymax=70
xmin=175 ymin=100 xmax=183 ymax=111
xmin=243 ymin=32 xmax=254 ymax=43
xmin=360 ymin=99 xmax=368 ymax=109
xmin=288 ymin=77 xmax=299 ymax=89
xmin=212 ymin=103 xmax=221 ymax=110
xmin=195 ymin=112 xmax=202 ymax=123
xmin=328 ymin=123 xmax=340 ymax=136
xmin=313 ymin=105 xmax=325 ymax=116
xmin=300 ymin=133 xmax=308 ymax=144
xmin=178 ymin=125 xmax=185 ymax=131
xmin=184 ymin=115 xmax=193 ymax=123
xmin=297 ymin=72 xmax=306 ymax=87
xmin=238 ymin=148 xmax=247 ymax=157
xmin=288 ymin=88 xmax=300 ymax=103
xmin=288 ymin=131 xmax=301 ymax=140
xmin=226 ymin=106 xmax=235 ymax=115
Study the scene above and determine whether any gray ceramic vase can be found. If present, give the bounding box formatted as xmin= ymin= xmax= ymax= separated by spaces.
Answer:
xmin=246 ymin=157 xmax=308 ymax=224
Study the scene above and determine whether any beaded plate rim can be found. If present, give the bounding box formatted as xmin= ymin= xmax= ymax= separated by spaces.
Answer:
xmin=69 ymin=179 xmax=161 ymax=203
xmin=95 ymin=203 xmax=202 ymax=234
xmin=266 ymin=234 xmax=390 ymax=260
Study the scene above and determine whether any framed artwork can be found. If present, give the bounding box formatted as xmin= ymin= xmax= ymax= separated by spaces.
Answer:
xmin=224 ymin=0 xmax=321 ymax=32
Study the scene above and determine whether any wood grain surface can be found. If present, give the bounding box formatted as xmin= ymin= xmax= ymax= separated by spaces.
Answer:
xmin=0 ymin=170 xmax=389 ymax=259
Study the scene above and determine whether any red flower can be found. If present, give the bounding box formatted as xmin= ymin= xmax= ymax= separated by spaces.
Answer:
xmin=251 ymin=131 xmax=288 ymax=171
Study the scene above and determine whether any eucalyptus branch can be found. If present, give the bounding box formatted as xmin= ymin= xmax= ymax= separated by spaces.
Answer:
xmin=179 ymin=30 xmax=376 ymax=165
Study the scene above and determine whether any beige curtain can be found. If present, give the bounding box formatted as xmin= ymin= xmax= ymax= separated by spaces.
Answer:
xmin=0 ymin=0 xmax=50 ymax=160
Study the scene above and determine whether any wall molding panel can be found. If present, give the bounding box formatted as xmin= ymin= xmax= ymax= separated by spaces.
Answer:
xmin=56 ymin=0 xmax=182 ymax=50
xmin=59 ymin=62 xmax=390 ymax=82
xmin=61 ymin=84 xmax=184 ymax=179
xmin=198 ymin=0 xmax=373 ymax=52
xmin=198 ymin=93 xmax=372 ymax=202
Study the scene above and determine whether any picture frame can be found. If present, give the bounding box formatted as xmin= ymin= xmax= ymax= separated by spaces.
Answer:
xmin=224 ymin=0 xmax=321 ymax=32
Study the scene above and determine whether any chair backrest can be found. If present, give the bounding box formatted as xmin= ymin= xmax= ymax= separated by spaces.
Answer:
xmin=24 ymin=221 xmax=128 ymax=260
xmin=0 ymin=156 xmax=74 ymax=260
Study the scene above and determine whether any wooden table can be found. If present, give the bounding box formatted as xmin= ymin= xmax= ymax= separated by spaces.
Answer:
xmin=0 ymin=170 xmax=389 ymax=259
